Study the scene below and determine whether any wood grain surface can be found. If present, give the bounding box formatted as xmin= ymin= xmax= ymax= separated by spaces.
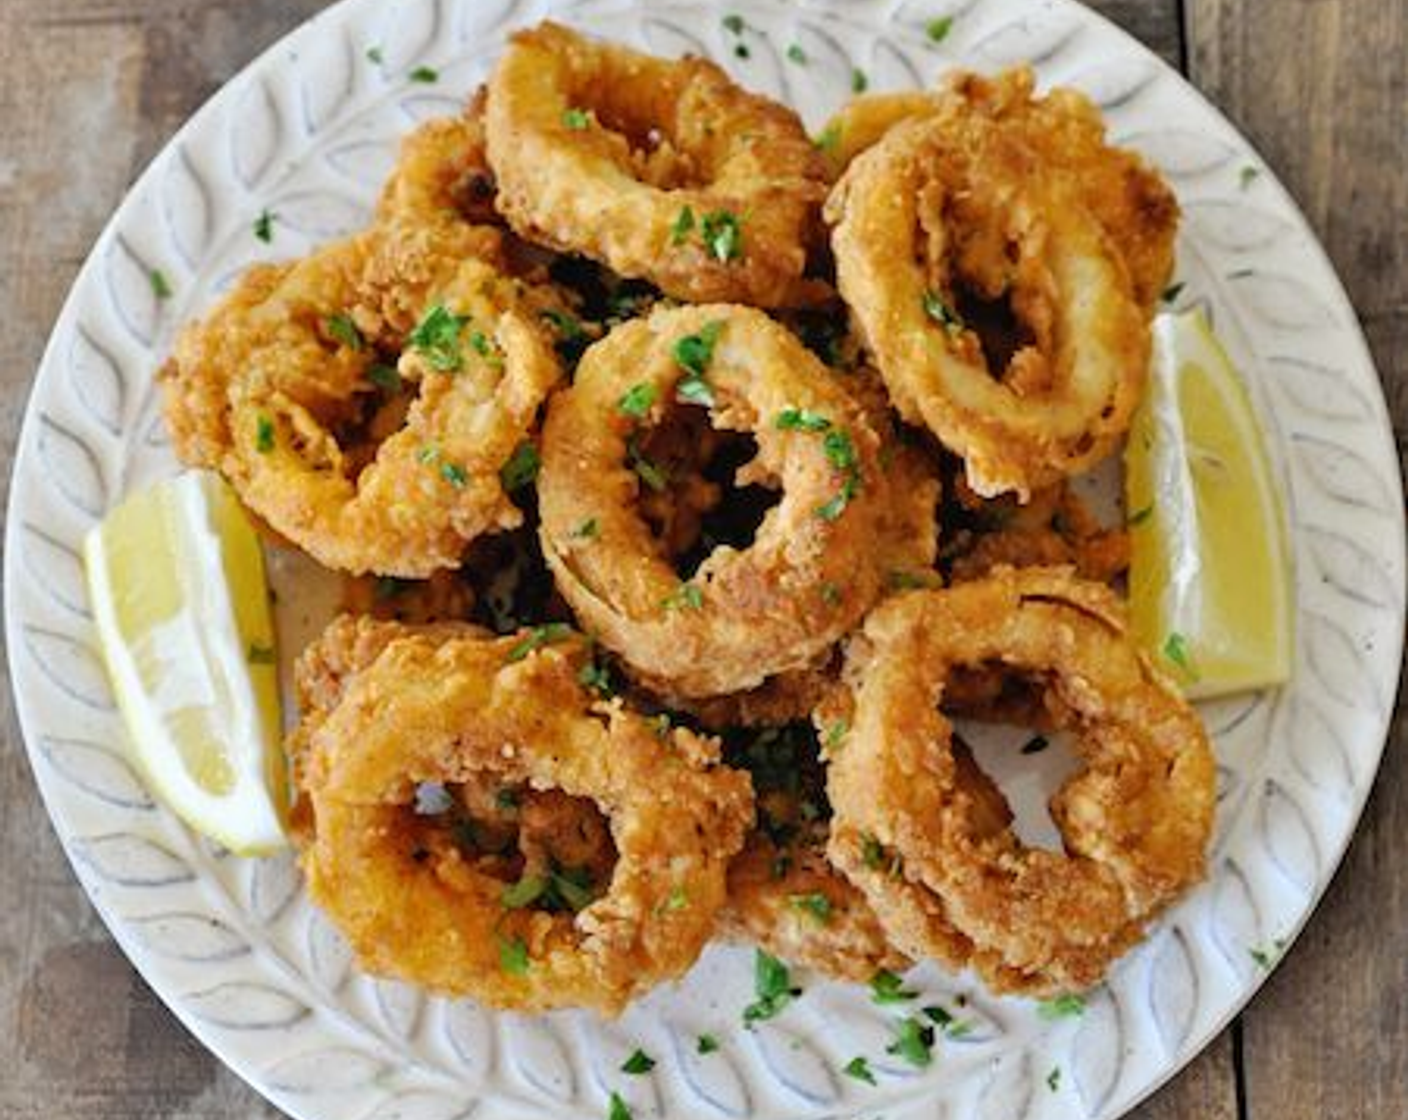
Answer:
xmin=0 ymin=1 xmax=1402 ymax=1117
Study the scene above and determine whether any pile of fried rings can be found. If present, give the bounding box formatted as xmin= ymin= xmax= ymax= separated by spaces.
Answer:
xmin=161 ymin=23 xmax=1215 ymax=1016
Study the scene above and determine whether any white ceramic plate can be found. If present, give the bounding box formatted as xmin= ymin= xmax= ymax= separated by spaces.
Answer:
xmin=6 ymin=1 xmax=1404 ymax=1118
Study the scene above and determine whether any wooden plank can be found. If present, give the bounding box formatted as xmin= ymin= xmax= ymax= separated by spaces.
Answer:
xmin=1187 ymin=0 xmax=1408 ymax=1118
xmin=1082 ymin=0 xmax=1184 ymax=66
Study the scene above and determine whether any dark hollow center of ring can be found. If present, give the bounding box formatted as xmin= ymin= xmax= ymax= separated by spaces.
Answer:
xmin=956 ymin=287 xmax=1037 ymax=379
xmin=411 ymin=781 xmax=619 ymax=909
xmin=635 ymin=405 xmax=781 ymax=578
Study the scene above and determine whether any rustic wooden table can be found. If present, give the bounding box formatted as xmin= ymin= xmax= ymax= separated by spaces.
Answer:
xmin=0 ymin=0 xmax=1403 ymax=1117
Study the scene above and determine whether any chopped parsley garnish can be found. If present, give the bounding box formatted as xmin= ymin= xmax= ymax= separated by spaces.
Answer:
xmin=776 ymin=407 xmax=832 ymax=433
xmin=861 ymin=833 xmax=887 ymax=871
xmin=506 ymin=622 xmax=572 ymax=663
xmin=366 ymin=45 xmax=384 ymax=64
xmin=699 ymin=209 xmax=743 ymax=262
xmin=870 ymin=968 xmax=919 ymax=1005
xmin=851 ymin=67 xmax=869 ymax=93
xmin=922 ymin=290 xmax=964 ymax=334
xmin=823 ymin=429 xmax=857 ymax=471
xmin=325 ymin=312 xmax=364 ymax=350
xmin=673 ymin=320 xmax=725 ymax=378
xmin=149 ymin=268 xmax=173 ymax=300
xmin=722 ymin=14 xmax=745 ymax=34
xmin=247 ymin=643 xmax=276 ymax=665
xmin=408 ymin=65 xmax=439 ymax=83
xmin=786 ymin=43 xmax=807 ymax=65
xmin=815 ymin=474 xmax=860 ymax=522
xmin=253 ymin=209 xmax=275 ymax=243
xmin=771 ymin=412 xmax=860 ymax=519
xmin=1047 ymin=1066 xmax=1062 ymax=1092
xmin=578 ymin=659 xmax=613 ymax=697
xmin=822 ymin=719 xmax=848 ymax=753
xmin=467 ymin=328 xmax=504 ymax=370
xmin=697 ymin=1033 xmax=720 ymax=1055
xmin=502 ymin=867 xmax=595 ymax=913
xmin=670 ymin=206 xmax=696 ymax=246
xmin=922 ymin=1004 xmax=952 ymax=1027
xmin=1037 ymin=993 xmax=1087 ymax=1020
xmin=572 ymin=517 xmax=600 ymax=539
xmin=562 ymin=107 xmax=592 ymax=129
xmin=540 ymin=308 xmax=589 ymax=363
xmin=734 ymin=43 xmax=751 ymax=59
xmin=618 ymin=382 xmax=658 ymax=419
xmin=1250 ymin=939 xmax=1286 ymax=969
xmin=439 ymin=460 xmax=468 ymax=488
xmin=367 ymin=363 xmax=401 ymax=392
xmin=1162 ymin=632 xmax=1197 ymax=678
xmin=501 ymin=875 xmax=547 ymax=909
xmin=627 ymin=434 xmax=669 ymax=492
xmin=417 ymin=444 xmax=440 ymax=465
xmin=607 ymin=1090 xmax=633 ymax=1120
xmin=886 ymin=1018 xmax=935 ymax=1068
xmin=742 ymin=950 xmax=800 ymax=1024
xmin=813 ymin=123 xmax=842 ymax=154
xmin=1239 ymin=164 xmax=1260 ymax=189
xmin=1128 ymin=502 xmax=1155 ymax=526
xmin=888 ymin=569 xmax=937 ymax=590
xmin=820 ymin=581 xmax=842 ymax=606
xmin=788 ymin=892 xmax=833 ymax=923
xmin=843 ymin=1056 xmax=876 ymax=1085
xmin=923 ymin=1004 xmax=974 ymax=1038
xmin=498 ymin=935 xmax=530 ymax=974
xmin=621 ymin=1049 xmax=656 ymax=1075
xmin=1021 ymin=735 xmax=1050 ymax=755
xmin=548 ymin=867 xmax=596 ymax=911
xmin=499 ymin=440 xmax=540 ymax=492
xmin=409 ymin=303 xmax=467 ymax=371
xmin=676 ymin=373 xmax=716 ymax=408
xmin=662 ymin=885 xmax=689 ymax=912
xmin=495 ymin=787 xmax=521 ymax=810
xmin=926 ymin=16 xmax=954 ymax=43
xmin=663 ymin=581 xmax=704 ymax=611
xmin=1161 ymin=281 xmax=1185 ymax=304
xmin=255 ymin=414 xmax=275 ymax=454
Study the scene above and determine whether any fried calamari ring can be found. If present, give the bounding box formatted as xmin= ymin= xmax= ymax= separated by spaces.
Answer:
xmin=720 ymin=721 xmax=907 ymax=980
xmin=486 ymin=22 xmax=828 ymax=307
xmin=538 ymin=304 xmax=892 ymax=699
xmin=298 ymin=623 xmax=752 ymax=1014
xmin=820 ymin=68 xmax=1179 ymax=311
xmin=826 ymin=568 xmax=1215 ymax=993
xmin=161 ymin=222 xmax=563 ymax=576
xmin=376 ymin=90 xmax=499 ymax=227
xmin=828 ymin=108 xmax=1150 ymax=499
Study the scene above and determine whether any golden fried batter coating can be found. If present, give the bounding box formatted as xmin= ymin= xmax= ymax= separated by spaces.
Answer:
xmin=486 ymin=22 xmax=828 ymax=306
xmin=827 ymin=568 xmax=1215 ymax=994
xmin=296 ymin=622 xmax=752 ymax=1014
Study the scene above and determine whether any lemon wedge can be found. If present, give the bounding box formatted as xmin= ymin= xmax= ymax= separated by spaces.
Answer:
xmin=1125 ymin=308 xmax=1293 ymax=699
xmin=84 ymin=470 xmax=288 ymax=853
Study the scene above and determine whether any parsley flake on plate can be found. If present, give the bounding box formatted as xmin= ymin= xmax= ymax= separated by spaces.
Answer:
xmin=742 ymin=949 xmax=801 ymax=1024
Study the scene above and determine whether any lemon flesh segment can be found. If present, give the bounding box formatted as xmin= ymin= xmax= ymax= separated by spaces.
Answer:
xmin=1125 ymin=309 xmax=1293 ymax=699
xmin=84 ymin=470 xmax=288 ymax=854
